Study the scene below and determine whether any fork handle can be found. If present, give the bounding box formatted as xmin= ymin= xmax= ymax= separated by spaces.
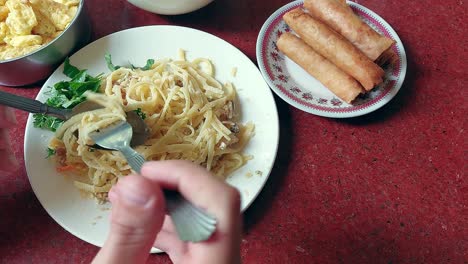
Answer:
xmin=120 ymin=146 xmax=181 ymax=201
xmin=120 ymin=146 xmax=217 ymax=242
xmin=120 ymin=146 xmax=181 ymax=202
xmin=120 ymin=145 xmax=145 ymax=173
xmin=0 ymin=90 xmax=68 ymax=119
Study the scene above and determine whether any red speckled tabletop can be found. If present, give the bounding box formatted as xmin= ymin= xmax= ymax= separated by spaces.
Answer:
xmin=0 ymin=0 xmax=466 ymax=263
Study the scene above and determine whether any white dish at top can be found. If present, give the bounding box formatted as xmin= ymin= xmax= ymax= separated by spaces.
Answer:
xmin=24 ymin=25 xmax=279 ymax=253
xmin=256 ymin=0 xmax=407 ymax=118
xmin=127 ymin=0 xmax=214 ymax=15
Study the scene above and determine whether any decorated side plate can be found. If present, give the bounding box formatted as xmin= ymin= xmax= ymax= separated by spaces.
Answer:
xmin=256 ymin=0 xmax=407 ymax=118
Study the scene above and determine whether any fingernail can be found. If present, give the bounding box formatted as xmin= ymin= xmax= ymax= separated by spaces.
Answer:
xmin=116 ymin=184 xmax=150 ymax=207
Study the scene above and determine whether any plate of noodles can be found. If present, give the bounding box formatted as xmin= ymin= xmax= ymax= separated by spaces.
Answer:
xmin=23 ymin=25 xmax=279 ymax=252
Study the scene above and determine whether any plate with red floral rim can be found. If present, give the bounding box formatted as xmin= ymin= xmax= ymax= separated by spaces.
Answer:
xmin=256 ymin=0 xmax=407 ymax=118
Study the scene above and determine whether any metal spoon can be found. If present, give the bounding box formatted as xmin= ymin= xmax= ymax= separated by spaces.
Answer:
xmin=90 ymin=121 xmax=217 ymax=242
xmin=0 ymin=90 xmax=149 ymax=146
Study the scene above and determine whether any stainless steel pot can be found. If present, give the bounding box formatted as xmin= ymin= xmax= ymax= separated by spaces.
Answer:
xmin=0 ymin=0 xmax=91 ymax=86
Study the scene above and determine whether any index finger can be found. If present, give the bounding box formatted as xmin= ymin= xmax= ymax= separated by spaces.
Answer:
xmin=141 ymin=160 xmax=241 ymax=231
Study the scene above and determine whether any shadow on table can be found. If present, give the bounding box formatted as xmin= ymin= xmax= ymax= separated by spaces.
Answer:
xmin=0 ymin=187 xmax=99 ymax=259
xmin=338 ymin=40 xmax=419 ymax=126
xmin=0 ymin=188 xmax=52 ymax=253
xmin=297 ymin=220 xmax=402 ymax=262
xmin=243 ymin=96 xmax=293 ymax=231
xmin=295 ymin=209 xmax=460 ymax=263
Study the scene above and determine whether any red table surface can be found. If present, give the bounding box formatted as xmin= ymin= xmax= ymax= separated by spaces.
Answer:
xmin=0 ymin=0 xmax=466 ymax=263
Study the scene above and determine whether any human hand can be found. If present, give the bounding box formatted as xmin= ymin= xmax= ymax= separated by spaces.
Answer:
xmin=0 ymin=106 xmax=18 ymax=174
xmin=93 ymin=160 xmax=242 ymax=264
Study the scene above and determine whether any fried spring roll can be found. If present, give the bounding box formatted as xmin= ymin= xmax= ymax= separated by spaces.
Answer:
xmin=304 ymin=0 xmax=395 ymax=62
xmin=376 ymin=48 xmax=398 ymax=66
xmin=283 ymin=8 xmax=384 ymax=91
xmin=277 ymin=33 xmax=363 ymax=103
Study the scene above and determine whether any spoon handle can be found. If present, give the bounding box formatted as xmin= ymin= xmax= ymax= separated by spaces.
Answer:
xmin=0 ymin=90 xmax=68 ymax=119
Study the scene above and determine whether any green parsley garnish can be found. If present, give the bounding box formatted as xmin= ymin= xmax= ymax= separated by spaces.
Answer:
xmin=33 ymin=58 xmax=102 ymax=131
xmin=105 ymin=53 xmax=120 ymax=71
xmin=48 ymin=57 xmax=102 ymax=109
xmin=34 ymin=114 xmax=64 ymax=132
xmin=105 ymin=52 xmax=155 ymax=71
xmin=134 ymin=108 xmax=146 ymax=120
xmin=46 ymin=147 xmax=56 ymax=158
xmin=136 ymin=59 xmax=155 ymax=71
xmin=34 ymin=55 xmax=155 ymax=132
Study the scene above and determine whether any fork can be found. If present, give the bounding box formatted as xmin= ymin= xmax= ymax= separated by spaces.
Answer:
xmin=90 ymin=121 xmax=217 ymax=242
xmin=0 ymin=90 xmax=149 ymax=147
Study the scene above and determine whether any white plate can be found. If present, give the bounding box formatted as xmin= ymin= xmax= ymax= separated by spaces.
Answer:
xmin=256 ymin=0 xmax=407 ymax=118
xmin=24 ymin=26 xmax=279 ymax=253
xmin=127 ymin=0 xmax=213 ymax=15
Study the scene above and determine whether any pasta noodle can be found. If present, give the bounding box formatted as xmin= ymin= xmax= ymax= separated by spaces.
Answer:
xmin=49 ymin=55 xmax=255 ymax=202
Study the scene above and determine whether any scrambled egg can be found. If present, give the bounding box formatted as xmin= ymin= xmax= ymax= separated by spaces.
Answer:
xmin=0 ymin=0 xmax=79 ymax=61
xmin=6 ymin=34 xmax=42 ymax=47
xmin=0 ymin=6 xmax=8 ymax=21
xmin=5 ymin=0 xmax=37 ymax=35
xmin=0 ymin=22 xmax=8 ymax=44
xmin=51 ymin=0 xmax=80 ymax=7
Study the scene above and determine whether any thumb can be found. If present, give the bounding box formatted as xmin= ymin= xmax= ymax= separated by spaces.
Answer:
xmin=93 ymin=175 xmax=165 ymax=264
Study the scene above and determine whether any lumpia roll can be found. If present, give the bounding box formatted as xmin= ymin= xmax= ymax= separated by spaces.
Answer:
xmin=304 ymin=0 xmax=395 ymax=62
xmin=283 ymin=8 xmax=384 ymax=91
xmin=376 ymin=48 xmax=398 ymax=66
xmin=277 ymin=32 xmax=363 ymax=103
